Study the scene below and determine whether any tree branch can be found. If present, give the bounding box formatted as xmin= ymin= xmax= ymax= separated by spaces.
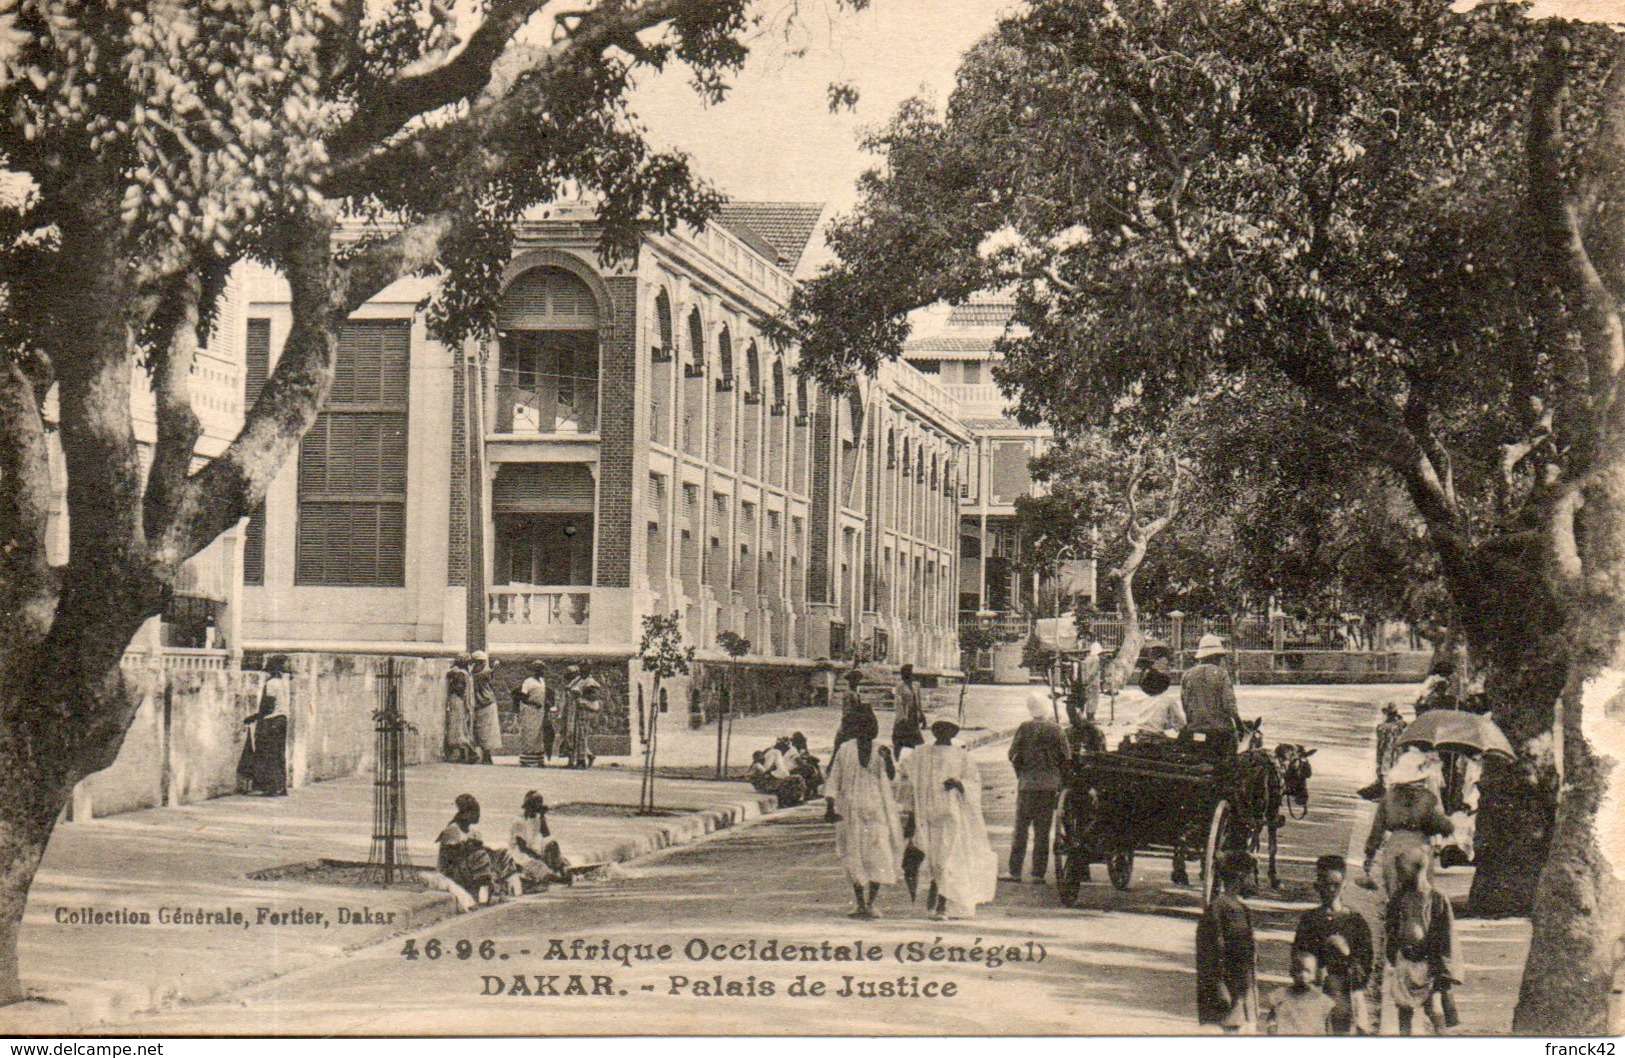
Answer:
xmin=160 ymin=211 xmax=456 ymax=562
xmin=142 ymin=273 xmax=205 ymax=547
xmin=1501 ymin=398 xmax=1555 ymax=494
xmin=324 ymin=0 xmax=555 ymax=164
xmin=1530 ymin=32 xmax=1625 ymax=479
xmin=325 ymin=0 xmax=734 ymax=188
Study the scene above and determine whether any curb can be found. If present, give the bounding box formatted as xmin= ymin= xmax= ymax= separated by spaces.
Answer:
xmin=961 ymin=724 xmax=1021 ymax=751
xmin=14 ymin=789 xmax=783 ymax=1033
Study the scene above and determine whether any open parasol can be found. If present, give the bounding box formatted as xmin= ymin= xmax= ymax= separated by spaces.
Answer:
xmin=1397 ymin=709 xmax=1516 ymax=758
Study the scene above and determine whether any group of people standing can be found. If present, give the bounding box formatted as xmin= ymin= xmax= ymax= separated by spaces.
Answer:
xmin=444 ymin=651 xmax=500 ymax=764
xmin=1198 ymin=849 xmax=1380 ymax=1035
xmin=445 ymin=655 xmax=601 ymax=768
xmin=1194 ymin=727 xmax=1462 ymax=1034
xmin=822 ymin=667 xmax=998 ymax=921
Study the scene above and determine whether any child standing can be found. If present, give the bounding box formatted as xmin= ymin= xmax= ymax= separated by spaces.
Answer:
xmin=1293 ymin=854 xmax=1374 ymax=1034
xmin=1196 ymin=850 xmax=1258 ymax=1033
xmin=1262 ymin=951 xmax=1336 ymax=1035
xmin=1385 ymin=846 xmax=1459 ymax=1034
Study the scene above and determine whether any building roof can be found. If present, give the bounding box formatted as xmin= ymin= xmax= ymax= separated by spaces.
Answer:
xmin=714 ymin=202 xmax=827 ymax=272
xmin=962 ymin=417 xmax=1032 ymax=431
xmin=902 ymin=335 xmax=1002 ymax=354
xmin=946 ymin=301 xmax=1017 ymax=327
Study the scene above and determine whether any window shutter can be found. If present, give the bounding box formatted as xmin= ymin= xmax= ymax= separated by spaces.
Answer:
xmin=295 ymin=320 xmax=410 ymax=586
xmin=499 ymin=268 xmax=598 ymax=329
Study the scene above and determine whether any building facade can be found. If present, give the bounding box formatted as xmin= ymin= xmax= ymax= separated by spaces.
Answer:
xmin=239 ymin=203 xmax=968 ymax=751
xmin=904 ymin=298 xmax=1088 ymax=681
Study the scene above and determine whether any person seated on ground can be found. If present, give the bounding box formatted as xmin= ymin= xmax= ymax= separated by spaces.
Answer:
xmin=749 ymin=737 xmax=808 ymax=807
xmin=437 ymin=794 xmax=509 ymax=911
xmin=788 ymin=731 xmax=823 ymax=798
xmin=1262 ymin=950 xmax=1335 ymax=1036
xmin=508 ymin=790 xmax=572 ymax=891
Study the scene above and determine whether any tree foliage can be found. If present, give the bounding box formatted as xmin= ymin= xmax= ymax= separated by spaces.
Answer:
xmin=0 ymin=0 xmax=862 ymax=1005
xmin=782 ymin=0 xmax=1625 ymax=1020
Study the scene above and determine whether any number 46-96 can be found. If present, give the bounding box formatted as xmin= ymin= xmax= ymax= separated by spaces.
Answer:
xmin=401 ymin=938 xmax=499 ymax=960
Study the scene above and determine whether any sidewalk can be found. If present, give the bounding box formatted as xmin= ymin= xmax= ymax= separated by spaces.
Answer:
xmin=0 ymin=683 xmax=1035 ymax=1034
xmin=1343 ymin=777 xmax=1531 ymax=1034
xmin=1 ymin=759 xmax=779 ymax=1033
xmin=635 ymin=680 xmax=1037 ymax=776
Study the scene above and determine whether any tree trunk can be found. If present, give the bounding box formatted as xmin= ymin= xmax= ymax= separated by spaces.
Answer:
xmin=0 ymin=780 xmax=67 ymax=1007
xmin=1441 ymin=534 xmax=1565 ymax=917
xmin=1107 ymin=563 xmax=1146 ymax=693
xmin=1514 ymin=460 xmax=1625 ymax=1033
xmin=0 ymin=656 xmax=143 ymax=1006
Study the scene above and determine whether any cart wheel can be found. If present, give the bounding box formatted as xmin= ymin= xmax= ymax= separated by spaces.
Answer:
xmin=1203 ymin=799 xmax=1232 ymax=907
xmin=1107 ymin=851 xmax=1134 ymax=891
xmin=1055 ymin=788 xmax=1097 ymax=908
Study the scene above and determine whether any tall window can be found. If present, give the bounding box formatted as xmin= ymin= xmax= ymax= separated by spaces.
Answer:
xmin=295 ymin=320 xmax=410 ymax=586
xmin=496 ymin=268 xmax=599 ymax=435
xmin=242 ymin=318 xmax=271 ymax=585
xmin=651 ymin=289 xmax=674 ymax=444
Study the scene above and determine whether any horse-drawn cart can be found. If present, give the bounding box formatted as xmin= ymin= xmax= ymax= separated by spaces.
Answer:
xmin=1052 ymin=729 xmax=1282 ymax=907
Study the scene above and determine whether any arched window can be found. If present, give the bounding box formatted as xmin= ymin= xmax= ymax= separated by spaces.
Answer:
xmin=745 ymin=341 xmax=761 ymax=399
xmin=653 ymin=289 xmax=674 ymax=360
xmin=681 ymin=307 xmax=706 ymax=455
xmin=887 ymin=428 xmax=896 ymax=469
xmin=688 ymin=308 xmax=705 ymax=370
xmin=716 ymin=326 xmax=734 ymax=392
xmin=771 ymin=360 xmax=785 ymax=413
xmin=931 ymin=453 xmax=939 ymax=490
xmin=495 ymin=266 xmax=600 ymax=435
xmin=795 ymin=376 xmax=809 ymax=423
xmin=901 ymin=437 xmax=911 ymax=477
xmin=649 ymin=289 xmax=674 ymax=444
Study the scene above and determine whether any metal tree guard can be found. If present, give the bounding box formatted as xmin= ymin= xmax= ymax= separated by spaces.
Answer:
xmin=361 ymin=658 xmax=417 ymax=886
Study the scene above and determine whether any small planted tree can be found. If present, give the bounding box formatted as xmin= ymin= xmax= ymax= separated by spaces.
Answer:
xmin=714 ymin=630 xmax=751 ymax=779
xmin=638 ymin=612 xmax=694 ymax=815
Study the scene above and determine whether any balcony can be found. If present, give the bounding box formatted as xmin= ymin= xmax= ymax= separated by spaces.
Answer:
xmin=494 ymin=372 xmax=599 ymax=435
xmin=941 ymin=383 xmax=1014 ymax=418
xmin=488 ymin=588 xmax=592 ymax=644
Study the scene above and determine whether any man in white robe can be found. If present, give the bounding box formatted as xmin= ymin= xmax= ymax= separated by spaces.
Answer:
xmin=824 ymin=705 xmax=904 ymax=919
xmin=897 ymin=719 xmax=998 ymax=919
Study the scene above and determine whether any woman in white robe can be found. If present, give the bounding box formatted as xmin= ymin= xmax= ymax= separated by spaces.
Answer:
xmin=824 ymin=705 xmax=904 ymax=919
xmin=897 ymin=719 xmax=998 ymax=919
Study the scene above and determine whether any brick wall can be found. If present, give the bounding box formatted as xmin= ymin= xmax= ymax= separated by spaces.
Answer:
xmin=597 ymin=276 xmax=640 ymax=590
xmin=447 ymin=349 xmax=467 ymax=588
xmin=682 ymin=661 xmax=824 ymax=726
xmin=808 ymin=398 xmax=833 ymax=604
xmin=487 ymin=657 xmax=633 ymax=757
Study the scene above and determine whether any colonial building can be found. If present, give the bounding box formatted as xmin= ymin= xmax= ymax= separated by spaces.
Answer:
xmin=904 ymin=297 xmax=1088 ymax=681
xmin=238 ymin=202 xmax=966 ymax=751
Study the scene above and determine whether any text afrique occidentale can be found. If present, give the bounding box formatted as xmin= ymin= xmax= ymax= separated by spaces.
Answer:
xmin=408 ymin=936 xmax=1048 ymax=970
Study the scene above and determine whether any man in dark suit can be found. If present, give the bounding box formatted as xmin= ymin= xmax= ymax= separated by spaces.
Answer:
xmin=1005 ymin=691 xmax=1072 ymax=884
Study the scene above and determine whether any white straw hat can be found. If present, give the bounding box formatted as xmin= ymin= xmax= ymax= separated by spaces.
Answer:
xmin=1194 ymin=634 xmax=1227 ymax=660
